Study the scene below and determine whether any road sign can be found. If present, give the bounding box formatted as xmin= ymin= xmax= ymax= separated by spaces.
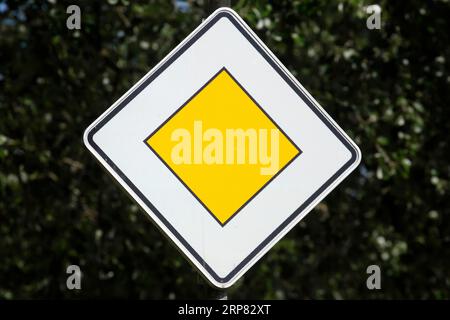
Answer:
xmin=84 ymin=8 xmax=361 ymax=288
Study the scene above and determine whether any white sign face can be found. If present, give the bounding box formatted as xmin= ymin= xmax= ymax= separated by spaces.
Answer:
xmin=84 ymin=8 xmax=361 ymax=288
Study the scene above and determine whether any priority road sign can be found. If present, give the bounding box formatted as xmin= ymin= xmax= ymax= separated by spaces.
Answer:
xmin=84 ymin=8 xmax=362 ymax=288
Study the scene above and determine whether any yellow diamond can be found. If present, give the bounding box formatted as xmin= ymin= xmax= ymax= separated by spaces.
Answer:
xmin=145 ymin=68 xmax=300 ymax=225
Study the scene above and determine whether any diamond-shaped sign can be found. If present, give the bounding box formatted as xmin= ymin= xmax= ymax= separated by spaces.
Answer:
xmin=84 ymin=8 xmax=361 ymax=288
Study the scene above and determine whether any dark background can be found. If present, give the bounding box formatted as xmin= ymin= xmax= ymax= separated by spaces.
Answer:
xmin=0 ymin=0 xmax=449 ymax=299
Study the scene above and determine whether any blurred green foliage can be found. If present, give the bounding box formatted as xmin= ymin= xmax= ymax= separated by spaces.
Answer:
xmin=0 ymin=0 xmax=449 ymax=299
